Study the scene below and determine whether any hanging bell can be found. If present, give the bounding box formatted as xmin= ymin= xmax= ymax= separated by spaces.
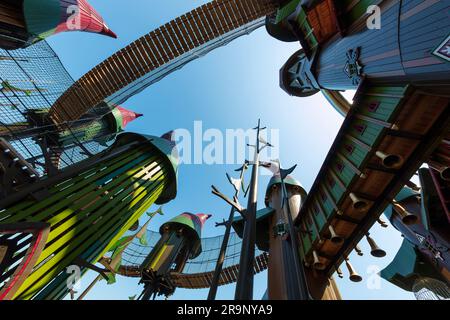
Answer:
xmin=375 ymin=151 xmax=403 ymax=169
xmin=377 ymin=217 xmax=388 ymax=228
xmin=428 ymin=160 xmax=450 ymax=181
xmin=336 ymin=267 xmax=344 ymax=279
xmin=366 ymin=233 xmax=386 ymax=258
xmin=328 ymin=225 xmax=344 ymax=244
xmin=349 ymin=193 xmax=369 ymax=211
xmin=392 ymin=201 xmax=418 ymax=225
xmin=312 ymin=250 xmax=325 ymax=271
xmin=355 ymin=244 xmax=364 ymax=256
xmin=345 ymin=257 xmax=362 ymax=282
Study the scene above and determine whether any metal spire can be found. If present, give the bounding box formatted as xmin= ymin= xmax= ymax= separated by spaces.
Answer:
xmin=208 ymin=162 xmax=249 ymax=300
xmin=234 ymin=119 xmax=272 ymax=300
xmin=275 ymin=159 xmax=311 ymax=300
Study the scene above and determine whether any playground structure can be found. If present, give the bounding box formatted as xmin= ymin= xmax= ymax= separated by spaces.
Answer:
xmin=0 ymin=0 xmax=116 ymax=50
xmin=0 ymin=0 xmax=449 ymax=300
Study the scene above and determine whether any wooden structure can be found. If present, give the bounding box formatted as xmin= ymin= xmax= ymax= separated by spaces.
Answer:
xmin=48 ymin=0 xmax=278 ymax=124
xmin=271 ymin=0 xmax=450 ymax=288
xmin=294 ymin=83 xmax=449 ymax=279
xmin=0 ymin=132 xmax=178 ymax=300
xmin=276 ymin=0 xmax=450 ymax=114
xmin=99 ymin=241 xmax=269 ymax=290
xmin=0 ymin=0 xmax=116 ymax=50
xmin=381 ymin=179 xmax=450 ymax=292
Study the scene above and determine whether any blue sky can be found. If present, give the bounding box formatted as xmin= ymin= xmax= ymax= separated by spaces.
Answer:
xmin=48 ymin=0 xmax=414 ymax=300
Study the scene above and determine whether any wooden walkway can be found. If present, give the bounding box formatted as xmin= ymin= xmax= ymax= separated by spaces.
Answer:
xmin=49 ymin=0 xmax=278 ymax=124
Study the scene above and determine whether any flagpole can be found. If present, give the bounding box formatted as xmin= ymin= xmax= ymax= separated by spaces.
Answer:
xmin=207 ymin=163 xmax=248 ymax=300
xmin=278 ymin=164 xmax=311 ymax=300
xmin=235 ymin=119 xmax=271 ymax=300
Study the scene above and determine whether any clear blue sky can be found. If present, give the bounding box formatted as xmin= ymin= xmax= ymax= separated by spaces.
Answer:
xmin=48 ymin=0 xmax=414 ymax=300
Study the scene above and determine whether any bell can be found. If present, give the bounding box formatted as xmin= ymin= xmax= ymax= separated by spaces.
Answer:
xmin=345 ymin=258 xmax=362 ymax=282
xmin=375 ymin=151 xmax=403 ymax=169
xmin=336 ymin=267 xmax=344 ymax=279
xmin=312 ymin=250 xmax=325 ymax=271
xmin=377 ymin=217 xmax=388 ymax=228
xmin=392 ymin=201 xmax=418 ymax=225
xmin=355 ymin=245 xmax=364 ymax=256
xmin=328 ymin=225 xmax=344 ymax=244
xmin=428 ymin=160 xmax=450 ymax=181
xmin=349 ymin=193 xmax=369 ymax=211
xmin=366 ymin=233 xmax=386 ymax=258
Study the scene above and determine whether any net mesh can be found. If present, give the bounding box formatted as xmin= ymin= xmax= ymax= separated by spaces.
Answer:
xmin=119 ymin=230 xmax=266 ymax=275
xmin=0 ymin=40 xmax=109 ymax=176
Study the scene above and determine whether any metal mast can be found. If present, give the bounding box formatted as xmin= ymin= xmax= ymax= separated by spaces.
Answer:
xmin=208 ymin=163 xmax=248 ymax=300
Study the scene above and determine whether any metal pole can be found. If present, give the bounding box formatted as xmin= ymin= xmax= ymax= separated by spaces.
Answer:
xmin=208 ymin=165 xmax=247 ymax=300
xmin=280 ymin=173 xmax=311 ymax=300
xmin=77 ymin=275 xmax=101 ymax=300
xmin=235 ymin=120 xmax=264 ymax=300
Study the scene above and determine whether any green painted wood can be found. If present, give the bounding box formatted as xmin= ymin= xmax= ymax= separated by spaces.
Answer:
xmin=350 ymin=120 xmax=384 ymax=146
xmin=301 ymin=230 xmax=312 ymax=254
xmin=327 ymin=174 xmax=345 ymax=202
xmin=340 ymin=137 xmax=368 ymax=167
xmin=15 ymin=174 xmax=166 ymax=299
xmin=332 ymin=162 xmax=349 ymax=186
xmin=275 ymin=0 xmax=300 ymax=24
xmin=33 ymin=182 xmax=166 ymax=300
xmin=312 ymin=203 xmax=327 ymax=228
xmin=306 ymin=214 xmax=319 ymax=244
xmin=1 ymin=151 xmax=155 ymax=223
xmin=3 ymin=140 xmax=173 ymax=299
xmin=344 ymin=0 xmax=380 ymax=25
xmin=0 ymin=146 xmax=147 ymax=218
xmin=295 ymin=9 xmax=318 ymax=48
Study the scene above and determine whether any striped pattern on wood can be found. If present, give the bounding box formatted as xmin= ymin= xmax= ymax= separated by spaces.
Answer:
xmin=49 ymin=0 xmax=278 ymax=124
xmin=0 ymin=3 xmax=25 ymax=29
xmin=0 ymin=223 xmax=50 ymax=300
xmin=0 ymin=137 xmax=170 ymax=300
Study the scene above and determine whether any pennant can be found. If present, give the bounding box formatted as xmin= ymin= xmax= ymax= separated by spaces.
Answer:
xmin=280 ymin=165 xmax=297 ymax=180
xmin=227 ymin=173 xmax=243 ymax=193
xmin=147 ymin=206 xmax=164 ymax=217
xmin=258 ymin=136 xmax=273 ymax=148
xmin=260 ymin=160 xmax=280 ymax=175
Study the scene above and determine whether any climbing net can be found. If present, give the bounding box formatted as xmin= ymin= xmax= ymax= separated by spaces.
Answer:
xmin=0 ymin=40 xmax=111 ymax=176
xmin=117 ymin=230 xmax=266 ymax=275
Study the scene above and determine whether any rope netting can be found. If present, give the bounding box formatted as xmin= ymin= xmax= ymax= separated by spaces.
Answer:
xmin=117 ymin=230 xmax=266 ymax=275
xmin=0 ymin=40 xmax=111 ymax=176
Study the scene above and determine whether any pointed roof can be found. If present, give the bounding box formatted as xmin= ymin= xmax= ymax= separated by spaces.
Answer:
xmin=115 ymin=106 xmax=143 ymax=129
xmin=23 ymin=0 xmax=117 ymax=39
xmin=160 ymin=212 xmax=212 ymax=259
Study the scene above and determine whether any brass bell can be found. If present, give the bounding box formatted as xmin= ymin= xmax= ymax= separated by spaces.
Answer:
xmin=349 ymin=193 xmax=369 ymax=211
xmin=345 ymin=257 xmax=362 ymax=282
xmin=355 ymin=244 xmax=364 ymax=256
xmin=312 ymin=250 xmax=325 ymax=271
xmin=366 ymin=233 xmax=386 ymax=258
xmin=392 ymin=200 xmax=418 ymax=225
xmin=328 ymin=225 xmax=344 ymax=244
xmin=375 ymin=151 xmax=403 ymax=169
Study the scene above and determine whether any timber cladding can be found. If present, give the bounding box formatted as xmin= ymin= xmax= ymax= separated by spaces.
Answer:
xmin=0 ymin=141 xmax=171 ymax=300
xmin=48 ymin=0 xmax=278 ymax=125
